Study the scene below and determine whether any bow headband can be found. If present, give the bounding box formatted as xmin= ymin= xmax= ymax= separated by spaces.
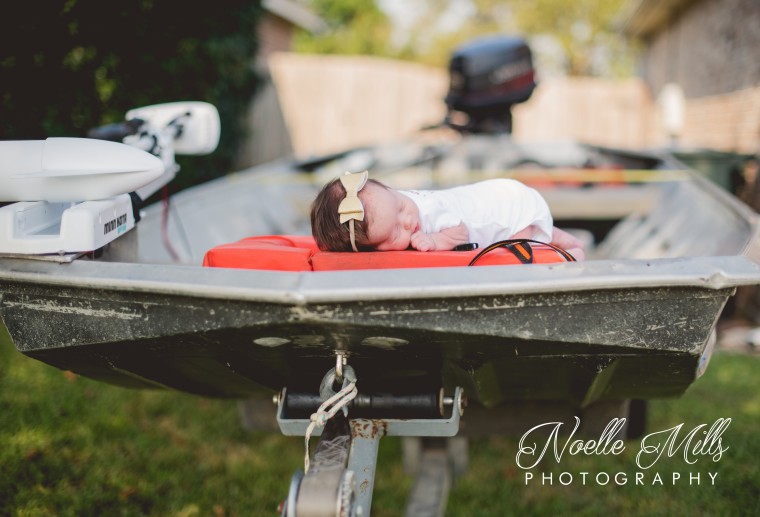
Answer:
xmin=338 ymin=170 xmax=369 ymax=252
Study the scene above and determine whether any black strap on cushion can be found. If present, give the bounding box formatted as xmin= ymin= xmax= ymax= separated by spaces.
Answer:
xmin=467 ymin=239 xmax=576 ymax=266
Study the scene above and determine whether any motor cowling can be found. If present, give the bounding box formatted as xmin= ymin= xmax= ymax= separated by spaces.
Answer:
xmin=445 ymin=35 xmax=536 ymax=134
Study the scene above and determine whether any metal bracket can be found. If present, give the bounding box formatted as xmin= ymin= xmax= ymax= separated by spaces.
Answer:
xmin=278 ymin=387 xmax=465 ymax=516
xmin=276 ymin=387 xmax=464 ymax=437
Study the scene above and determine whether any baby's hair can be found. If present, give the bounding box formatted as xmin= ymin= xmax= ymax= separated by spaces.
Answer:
xmin=311 ymin=177 xmax=388 ymax=251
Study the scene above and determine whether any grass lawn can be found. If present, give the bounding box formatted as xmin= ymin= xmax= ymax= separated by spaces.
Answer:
xmin=1 ymin=325 xmax=759 ymax=516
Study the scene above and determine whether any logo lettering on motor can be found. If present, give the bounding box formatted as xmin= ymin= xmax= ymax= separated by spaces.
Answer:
xmin=103 ymin=213 xmax=128 ymax=235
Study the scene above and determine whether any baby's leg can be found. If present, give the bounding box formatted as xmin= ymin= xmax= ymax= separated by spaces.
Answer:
xmin=551 ymin=227 xmax=586 ymax=261
xmin=511 ymin=226 xmax=536 ymax=240
xmin=565 ymin=247 xmax=585 ymax=261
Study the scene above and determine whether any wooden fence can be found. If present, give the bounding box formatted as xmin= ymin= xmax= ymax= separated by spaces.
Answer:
xmin=235 ymin=52 xmax=760 ymax=169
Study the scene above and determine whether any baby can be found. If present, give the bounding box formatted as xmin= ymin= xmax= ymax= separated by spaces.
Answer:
xmin=310 ymin=170 xmax=585 ymax=260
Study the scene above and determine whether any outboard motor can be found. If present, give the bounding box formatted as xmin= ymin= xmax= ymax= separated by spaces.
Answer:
xmin=445 ymin=35 xmax=536 ymax=134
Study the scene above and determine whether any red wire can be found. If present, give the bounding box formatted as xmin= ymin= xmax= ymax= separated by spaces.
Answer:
xmin=161 ymin=186 xmax=181 ymax=262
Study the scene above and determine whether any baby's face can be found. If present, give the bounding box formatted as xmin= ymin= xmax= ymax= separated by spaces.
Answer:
xmin=363 ymin=184 xmax=420 ymax=251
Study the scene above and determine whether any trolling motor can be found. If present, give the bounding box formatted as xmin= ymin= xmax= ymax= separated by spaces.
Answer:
xmin=0 ymin=101 xmax=219 ymax=258
xmin=445 ymin=35 xmax=536 ymax=134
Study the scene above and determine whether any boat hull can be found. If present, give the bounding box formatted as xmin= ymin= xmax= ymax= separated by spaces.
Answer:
xmin=0 ymin=255 xmax=749 ymax=407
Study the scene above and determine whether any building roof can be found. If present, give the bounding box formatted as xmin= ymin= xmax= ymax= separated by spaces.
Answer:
xmin=262 ymin=0 xmax=327 ymax=34
xmin=619 ymin=0 xmax=698 ymax=38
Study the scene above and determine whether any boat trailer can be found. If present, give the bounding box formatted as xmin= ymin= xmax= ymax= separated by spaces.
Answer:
xmin=4 ymin=100 xmax=760 ymax=516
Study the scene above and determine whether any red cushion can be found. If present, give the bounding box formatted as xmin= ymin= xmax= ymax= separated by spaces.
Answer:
xmin=202 ymin=235 xmax=318 ymax=271
xmin=203 ymin=235 xmax=571 ymax=271
xmin=312 ymin=246 xmax=566 ymax=270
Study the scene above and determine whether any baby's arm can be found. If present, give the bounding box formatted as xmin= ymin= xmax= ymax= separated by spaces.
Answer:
xmin=411 ymin=222 xmax=469 ymax=251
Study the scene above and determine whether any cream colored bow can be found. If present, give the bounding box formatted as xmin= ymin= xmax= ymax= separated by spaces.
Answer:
xmin=338 ymin=170 xmax=369 ymax=252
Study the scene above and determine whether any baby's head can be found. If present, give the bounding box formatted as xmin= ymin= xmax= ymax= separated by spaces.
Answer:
xmin=311 ymin=175 xmax=383 ymax=251
xmin=311 ymin=173 xmax=420 ymax=252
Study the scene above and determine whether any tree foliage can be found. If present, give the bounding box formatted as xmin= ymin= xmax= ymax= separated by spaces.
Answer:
xmin=293 ymin=0 xmax=395 ymax=57
xmin=300 ymin=0 xmax=637 ymax=77
xmin=406 ymin=0 xmax=636 ymax=76
xmin=505 ymin=0 xmax=635 ymax=76
xmin=0 ymin=0 xmax=263 ymax=194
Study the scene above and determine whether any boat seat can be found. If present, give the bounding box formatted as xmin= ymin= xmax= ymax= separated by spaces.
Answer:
xmin=202 ymin=235 xmax=573 ymax=271
xmin=596 ymin=180 xmax=753 ymax=259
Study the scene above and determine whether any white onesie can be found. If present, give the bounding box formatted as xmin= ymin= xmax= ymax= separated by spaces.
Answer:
xmin=399 ymin=179 xmax=553 ymax=247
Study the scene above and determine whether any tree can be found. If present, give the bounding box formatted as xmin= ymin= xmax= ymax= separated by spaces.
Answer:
xmin=391 ymin=0 xmax=637 ymax=76
xmin=0 ymin=0 xmax=263 ymax=195
xmin=293 ymin=0 xmax=394 ymax=57
xmin=505 ymin=0 xmax=635 ymax=76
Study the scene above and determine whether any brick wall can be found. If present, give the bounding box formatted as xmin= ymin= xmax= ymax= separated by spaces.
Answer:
xmin=641 ymin=0 xmax=760 ymax=98
xmin=659 ymin=86 xmax=760 ymax=153
xmin=639 ymin=0 xmax=760 ymax=153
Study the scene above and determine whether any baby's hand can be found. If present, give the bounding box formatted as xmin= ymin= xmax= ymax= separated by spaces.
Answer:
xmin=411 ymin=231 xmax=436 ymax=252
xmin=410 ymin=223 xmax=469 ymax=251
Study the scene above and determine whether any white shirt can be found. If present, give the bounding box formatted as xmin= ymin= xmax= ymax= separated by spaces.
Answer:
xmin=399 ymin=179 xmax=553 ymax=246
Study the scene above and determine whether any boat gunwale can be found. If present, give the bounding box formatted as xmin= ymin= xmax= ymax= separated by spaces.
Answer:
xmin=1 ymin=254 xmax=758 ymax=306
xmin=2 ymin=173 xmax=760 ymax=305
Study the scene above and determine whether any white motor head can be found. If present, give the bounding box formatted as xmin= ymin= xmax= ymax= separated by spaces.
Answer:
xmin=0 ymin=137 xmax=164 ymax=202
xmin=126 ymin=101 xmax=221 ymax=155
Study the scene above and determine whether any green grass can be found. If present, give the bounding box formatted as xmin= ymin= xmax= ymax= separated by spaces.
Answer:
xmin=1 ymin=325 xmax=759 ymax=516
